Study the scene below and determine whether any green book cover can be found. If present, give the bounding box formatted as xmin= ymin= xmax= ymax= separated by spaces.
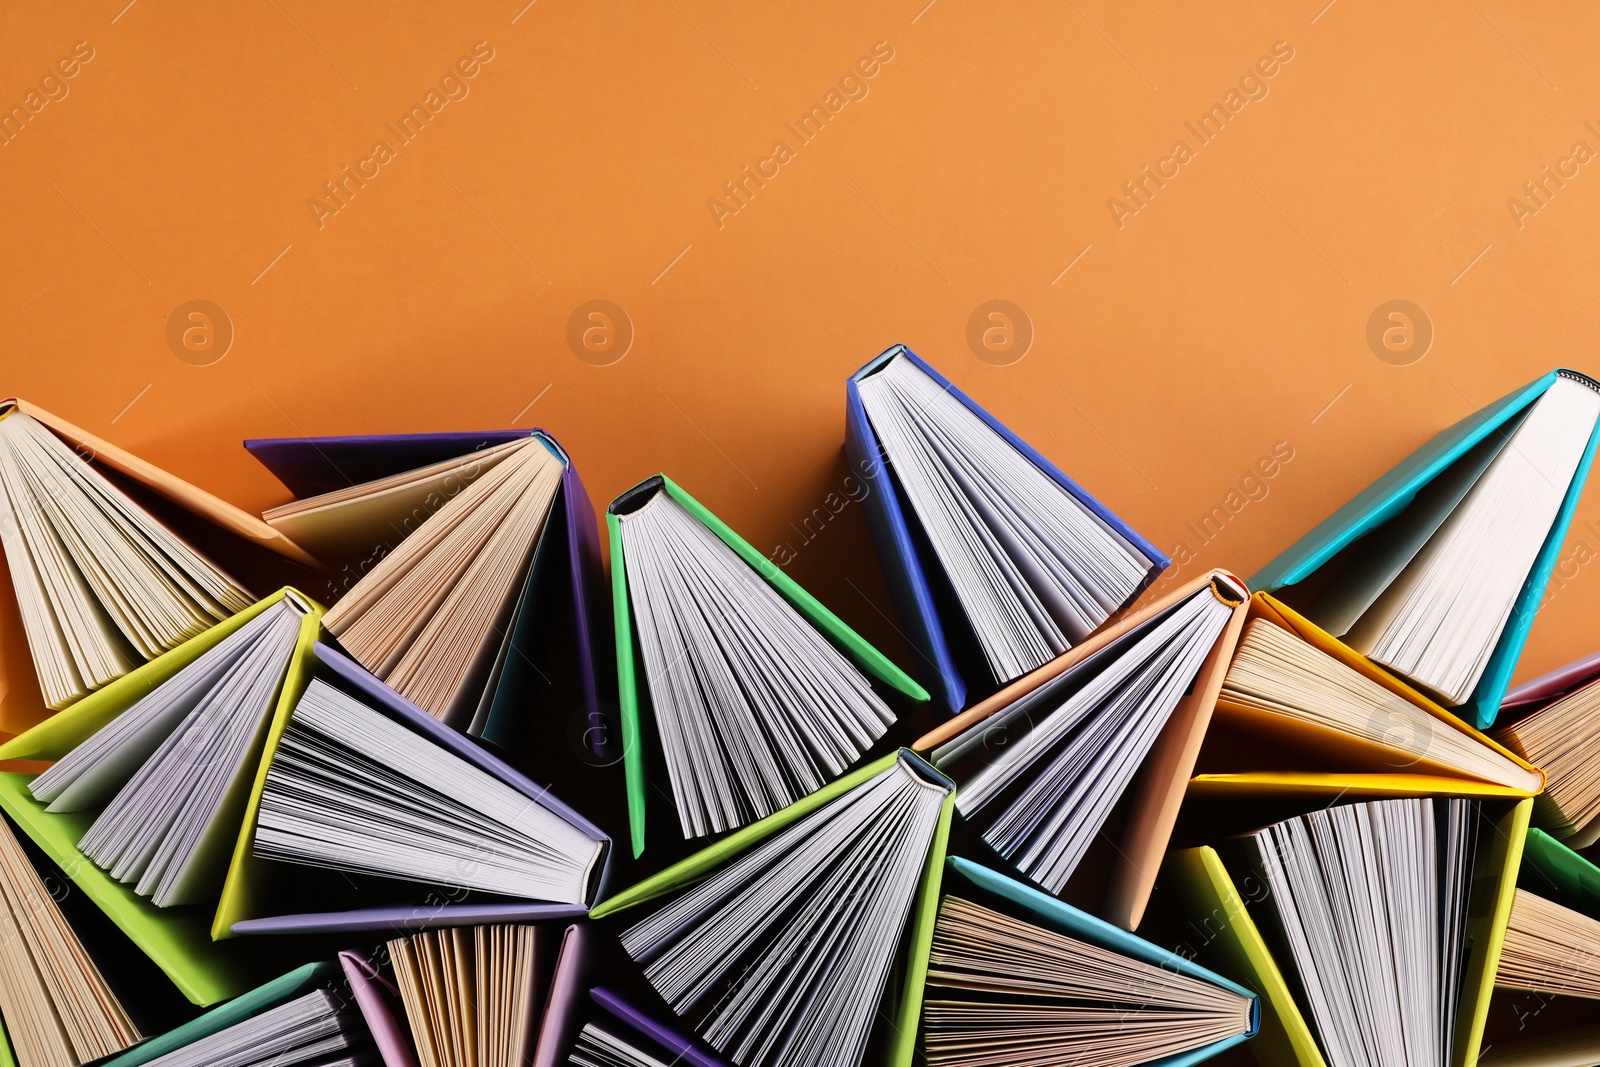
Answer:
xmin=1519 ymin=826 xmax=1600 ymax=915
xmin=607 ymin=473 xmax=928 ymax=856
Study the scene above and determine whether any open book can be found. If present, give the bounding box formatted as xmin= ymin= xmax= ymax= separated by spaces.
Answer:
xmin=1225 ymin=797 xmax=1480 ymax=1067
xmin=593 ymin=751 xmax=954 ymax=1067
xmin=846 ymin=346 xmax=1165 ymax=713
xmin=1191 ymin=593 xmax=1544 ymax=803
xmin=385 ymin=925 xmax=547 ymax=1067
xmin=922 ymin=857 xmax=1256 ymax=1067
xmin=253 ymin=675 xmax=605 ymax=904
xmin=316 ymin=434 xmax=569 ymax=724
xmin=1495 ymin=673 xmax=1600 ymax=847
xmin=0 ymin=813 xmax=142 ymax=1067
xmin=1254 ymin=370 xmax=1600 ymax=726
xmin=15 ymin=592 xmax=317 ymax=908
xmin=1499 ymin=890 xmax=1600 ymax=1000
xmin=0 ymin=403 xmax=261 ymax=713
xmin=1218 ymin=616 xmax=1540 ymax=792
xmin=922 ymin=576 xmax=1243 ymax=896
xmin=609 ymin=475 xmax=921 ymax=848
xmin=249 ymin=429 xmax=611 ymax=756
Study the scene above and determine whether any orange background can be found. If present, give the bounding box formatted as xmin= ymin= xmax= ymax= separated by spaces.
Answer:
xmin=5 ymin=0 xmax=1600 ymax=689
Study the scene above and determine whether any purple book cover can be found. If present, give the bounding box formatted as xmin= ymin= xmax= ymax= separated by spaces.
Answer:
xmin=1502 ymin=648 xmax=1600 ymax=714
xmin=529 ymin=924 xmax=589 ymax=1067
xmin=339 ymin=951 xmax=421 ymax=1067
xmin=229 ymin=643 xmax=612 ymax=936
xmin=242 ymin=429 xmax=612 ymax=756
xmin=589 ymin=987 xmax=733 ymax=1067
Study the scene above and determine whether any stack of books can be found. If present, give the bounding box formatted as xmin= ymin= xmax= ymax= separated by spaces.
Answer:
xmin=1 ymin=356 xmax=1597 ymax=1067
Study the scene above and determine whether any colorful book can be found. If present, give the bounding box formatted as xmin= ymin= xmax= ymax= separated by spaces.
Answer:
xmin=1190 ymin=593 xmax=1543 ymax=802
xmin=845 ymin=345 xmax=1167 ymax=714
xmin=1475 ymin=829 xmax=1600 ymax=1065
xmin=1252 ymin=370 xmax=1600 ymax=728
xmin=250 ymin=431 xmax=606 ymax=745
xmin=0 ymin=589 xmax=326 ymax=1004
xmin=97 ymin=961 xmax=371 ymax=1067
xmin=607 ymin=474 xmax=926 ymax=854
xmin=0 ymin=400 xmax=316 ymax=730
xmin=0 ymin=591 xmax=320 ymax=908
xmin=591 ymin=750 xmax=955 ymax=1067
xmin=1164 ymin=797 xmax=1533 ymax=1067
xmin=923 ymin=856 xmax=1256 ymax=1067
xmin=223 ymin=642 xmax=612 ymax=937
xmin=382 ymin=924 xmax=556 ymax=1067
xmin=1498 ymin=829 xmax=1600 ymax=1001
xmin=1496 ymin=666 xmax=1600 ymax=847
xmin=913 ymin=571 xmax=1247 ymax=924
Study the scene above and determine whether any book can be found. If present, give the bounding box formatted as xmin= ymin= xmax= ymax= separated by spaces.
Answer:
xmin=1167 ymin=796 xmax=1533 ymax=1067
xmin=1190 ymin=592 xmax=1543 ymax=803
xmin=221 ymin=643 xmax=612 ymax=937
xmin=921 ymin=856 xmax=1257 ymax=1067
xmin=246 ymin=430 xmax=610 ymax=754
xmin=845 ymin=345 xmax=1166 ymax=714
xmin=591 ymin=750 xmax=955 ymax=1067
xmin=0 ymin=401 xmax=316 ymax=724
xmin=0 ymin=812 xmax=142 ymax=1067
xmin=384 ymin=925 xmax=549 ymax=1067
xmin=252 ymin=674 xmax=604 ymax=903
xmin=0 ymin=591 xmax=326 ymax=1003
xmin=1498 ymin=890 xmax=1600 ymax=999
xmin=1495 ymin=669 xmax=1600 ymax=847
xmin=915 ymin=573 xmax=1245 ymax=901
xmin=607 ymin=474 xmax=926 ymax=854
xmin=97 ymin=963 xmax=372 ymax=1067
xmin=16 ymin=592 xmax=318 ymax=907
xmin=1477 ymin=829 xmax=1600 ymax=1065
xmin=1218 ymin=615 xmax=1539 ymax=791
xmin=300 ymin=433 xmax=566 ymax=725
xmin=1252 ymin=370 xmax=1600 ymax=728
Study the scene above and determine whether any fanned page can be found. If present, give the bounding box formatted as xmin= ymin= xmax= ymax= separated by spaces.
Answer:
xmin=618 ymin=756 xmax=949 ymax=1067
xmin=27 ymin=594 xmax=310 ymax=908
xmin=1497 ymin=889 xmax=1600 ymax=999
xmin=1219 ymin=618 xmax=1540 ymax=791
xmin=1233 ymin=797 xmax=1478 ymax=1067
xmin=617 ymin=491 xmax=895 ymax=839
xmin=568 ymin=1023 xmax=673 ymax=1067
xmin=388 ymin=925 xmax=544 ymax=1067
xmin=854 ymin=354 xmax=1152 ymax=685
xmin=1335 ymin=374 xmax=1600 ymax=704
xmin=263 ymin=439 xmax=525 ymax=559
xmin=253 ymin=678 xmax=602 ymax=903
xmin=0 ymin=408 xmax=253 ymax=710
xmin=0 ymin=815 xmax=141 ymax=1067
xmin=930 ymin=581 xmax=1237 ymax=893
xmin=922 ymin=896 xmax=1253 ymax=1067
xmin=134 ymin=988 xmax=373 ymax=1067
xmin=321 ymin=436 xmax=564 ymax=721
xmin=1495 ymin=680 xmax=1600 ymax=843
